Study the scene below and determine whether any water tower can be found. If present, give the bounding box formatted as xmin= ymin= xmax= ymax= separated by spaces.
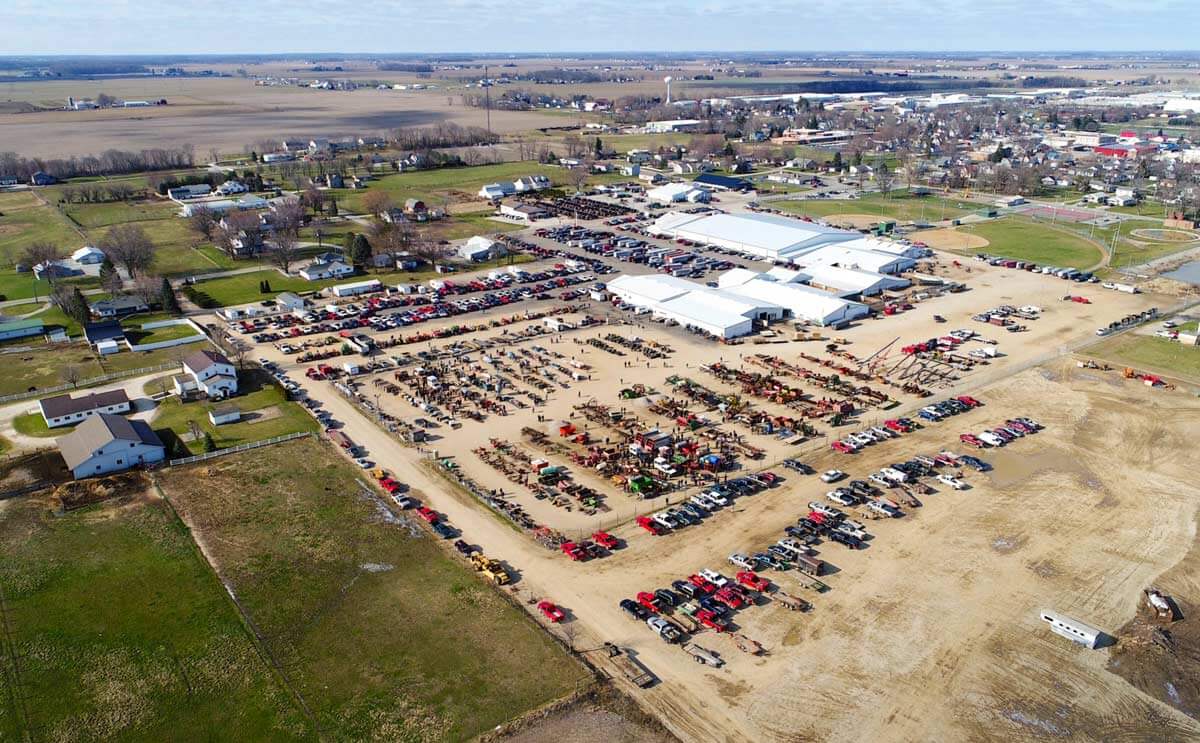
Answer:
xmin=664 ymin=76 xmax=673 ymax=104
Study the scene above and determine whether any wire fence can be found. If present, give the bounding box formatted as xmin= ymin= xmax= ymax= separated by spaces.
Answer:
xmin=0 ymin=362 xmax=181 ymax=404
xmin=165 ymin=431 xmax=312 ymax=467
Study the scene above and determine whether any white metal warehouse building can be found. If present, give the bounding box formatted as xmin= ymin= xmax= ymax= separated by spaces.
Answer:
xmin=650 ymin=212 xmax=861 ymax=262
xmin=607 ymin=274 xmax=782 ymax=339
xmin=716 ymin=270 xmax=870 ymax=326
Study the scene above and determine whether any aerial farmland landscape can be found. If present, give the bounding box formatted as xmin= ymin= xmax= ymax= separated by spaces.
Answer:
xmin=4 ymin=4 xmax=1200 ymax=742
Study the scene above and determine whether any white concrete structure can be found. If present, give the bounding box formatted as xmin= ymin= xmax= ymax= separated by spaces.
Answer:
xmin=1039 ymin=610 xmax=1102 ymax=649
xmin=176 ymin=349 xmax=238 ymax=399
xmin=57 ymin=414 xmax=165 ymax=479
xmin=650 ymin=212 xmax=859 ymax=262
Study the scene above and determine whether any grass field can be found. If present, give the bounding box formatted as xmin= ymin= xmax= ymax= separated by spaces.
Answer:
xmin=0 ymin=191 xmax=84 ymax=266
xmin=12 ymin=411 xmax=67 ymax=437
xmin=948 ymin=217 xmax=1106 ymax=268
xmin=319 ymin=161 xmax=565 ymax=213
xmin=187 ymin=270 xmax=333 ymax=307
xmin=0 ymin=301 xmax=42 ymax=316
xmin=0 ymin=269 xmax=99 ymax=302
xmin=156 ymin=438 xmax=589 ymax=739
xmin=774 ymin=192 xmax=976 ymax=223
xmin=149 ymin=370 xmax=319 ymax=455
xmin=0 ymin=341 xmax=186 ymax=397
xmin=1085 ymin=334 xmax=1200 ymax=381
xmin=125 ymin=322 xmax=205 ymax=346
xmin=0 ymin=489 xmax=310 ymax=741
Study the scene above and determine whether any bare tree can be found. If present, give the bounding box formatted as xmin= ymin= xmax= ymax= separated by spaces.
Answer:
xmin=227 ymin=340 xmax=249 ymax=371
xmin=186 ymin=205 xmax=218 ymax=244
xmin=130 ymin=273 xmax=163 ymax=306
xmin=22 ymin=241 xmax=63 ymax=279
xmin=98 ymin=224 xmax=155 ymax=277
xmin=410 ymin=238 xmax=451 ymax=272
xmin=566 ymin=166 xmax=589 ymax=193
xmin=875 ymin=162 xmax=896 ymax=196
xmin=362 ymin=190 xmax=395 ymax=218
xmin=270 ymin=229 xmax=299 ymax=274
xmin=271 ymin=198 xmax=305 ymax=235
xmin=60 ymin=366 xmax=81 ymax=389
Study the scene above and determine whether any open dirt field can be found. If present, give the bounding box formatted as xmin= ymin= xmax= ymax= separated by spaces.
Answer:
xmin=224 ymin=230 xmax=1200 ymax=741
xmin=0 ymin=77 xmax=566 ymax=158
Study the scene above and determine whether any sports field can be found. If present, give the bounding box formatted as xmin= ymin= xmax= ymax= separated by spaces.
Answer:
xmin=774 ymin=193 xmax=975 ymax=223
xmin=947 ymin=217 xmax=1105 ymax=268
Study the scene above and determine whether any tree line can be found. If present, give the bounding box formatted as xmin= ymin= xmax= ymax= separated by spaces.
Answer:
xmin=0 ymin=146 xmax=195 ymax=181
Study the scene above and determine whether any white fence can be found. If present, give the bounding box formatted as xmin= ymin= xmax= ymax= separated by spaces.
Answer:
xmin=0 ymin=362 xmax=181 ymax=404
xmin=166 ymin=431 xmax=312 ymax=467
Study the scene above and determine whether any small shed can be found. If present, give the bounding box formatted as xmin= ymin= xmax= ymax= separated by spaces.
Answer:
xmin=1039 ymin=610 xmax=1102 ymax=649
xmin=95 ymin=339 xmax=121 ymax=355
xmin=208 ymin=405 xmax=242 ymax=426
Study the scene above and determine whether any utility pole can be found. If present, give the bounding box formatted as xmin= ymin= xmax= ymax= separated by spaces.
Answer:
xmin=484 ymin=64 xmax=491 ymax=137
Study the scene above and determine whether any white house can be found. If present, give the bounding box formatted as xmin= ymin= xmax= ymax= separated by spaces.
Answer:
xmin=38 ymin=389 xmax=132 ymax=429
xmin=71 ymin=246 xmax=105 ymax=264
xmin=215 ymin=181 xmax=250 ymax=196
xmin=299 ymin=259 xmax=355 ymax=281
xmin=175 ymin=349 xmax=238 ymax=399
xmin=459 ymin=236 xmax=507 ymax=262
xmin=57 ymin=414 xmax=165 ymax=479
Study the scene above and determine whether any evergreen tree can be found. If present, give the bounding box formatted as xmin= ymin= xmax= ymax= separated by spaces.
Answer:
xmin=831 ymin=151 xmax=843 ymax=171
xmin=98 ymin=257 xmax=120 ymax=293
xmin=594 ymin=136 xmax=603 ymax=157
xmin=67 ymin=287 xmax=90 ymax=327
xmin=202 ymin=432 xmax=217 ymax=453
xmin=350 ymin=233 xmax=373 ymax=268
xmin=343 ymin=231 xmax=357 ymax=254
xmin=328 ymin=199 xmax=338 ymax=217
xmin=160 ymin=277 xmax=181 ymax=315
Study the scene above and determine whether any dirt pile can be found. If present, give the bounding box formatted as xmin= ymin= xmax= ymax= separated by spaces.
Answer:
xmin=50 ymin=471 xmax=148 ymax=512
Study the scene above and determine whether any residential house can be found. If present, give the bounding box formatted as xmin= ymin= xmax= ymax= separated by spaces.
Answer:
xmin=39 ymin=389 xmax=132 ymax=428
xmin=404 ymin=198 xmax=428 ymax=220
xmin=89 ymin=295 xmax=151 ymax=319
xmin=215 ymin=180 xmax=249 ymax=196
xmin=281 ymin=139 xmax=308 ymax=152
xmin=30 ymin=171 xmax=57 ymax=186
xmin=83 ymin=320 xmax=126 ymax=352
xmin=57 ymin=414 xmax=165 ymax=479
xmin=299 ymin=259 xmax=355 ymax=281
xmin=33 ymin=260 xmax=83 ymax=280
xmin=175 ymin=349 xmax=238 ymax=399
xmin=357 ymin=136 xmax=386 ymax=148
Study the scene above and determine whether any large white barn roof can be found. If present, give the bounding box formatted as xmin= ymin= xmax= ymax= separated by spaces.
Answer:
xmin=795 ymin=263 xmax=910 ymax=296
xmin=657 ymin=212 xmax=859 ymax=260
xmin=798 ymin=245 xmax=916 ymax=274
xmin=720 ymin=278 xmax=868 ymax=327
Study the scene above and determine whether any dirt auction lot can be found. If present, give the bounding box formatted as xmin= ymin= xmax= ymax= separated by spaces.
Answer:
xmin=242 ymin=251 xmax=1199 ymax=742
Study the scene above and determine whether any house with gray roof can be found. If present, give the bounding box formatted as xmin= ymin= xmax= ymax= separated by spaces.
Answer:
xmin=57 ymin=414 xmax=165 ymax=479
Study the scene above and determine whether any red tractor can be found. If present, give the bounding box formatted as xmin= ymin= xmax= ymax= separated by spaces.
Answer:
xmin=537 ymin=600 xmax=566 ymax=623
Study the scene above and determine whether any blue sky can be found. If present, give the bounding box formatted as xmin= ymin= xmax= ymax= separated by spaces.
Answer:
xmin=2 ymin=0 xmax=1198 ymax=54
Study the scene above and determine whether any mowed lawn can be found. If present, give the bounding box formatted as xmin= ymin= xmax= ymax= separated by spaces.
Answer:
xmin=186 ymin=270 xmax=331 ymax=307
xmin=0 ymin=490 xmax=311 ymax=741
xmin=1085 ymin=334 xmax=1200 ymax=381
xmin=149 ymin=370 xmax=319 ymax=455
xmin=953 ymin=217 xmax=1105 ymax=269
xmin=67 ymin=200 xmax=229 ymax=276
xmin=156 ymin=438 xmax=589 ymax=740
xmin=774 ymin=193 xmax=976 ymax=222
xmin=0 ymin=191 xmax=84 ymax=266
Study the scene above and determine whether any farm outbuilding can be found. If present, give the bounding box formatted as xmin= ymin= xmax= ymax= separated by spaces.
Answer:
xmin=717 ymin=274 xmax=869 ymax=327
xmin=606 ymin=273 xmax=783 ymax=339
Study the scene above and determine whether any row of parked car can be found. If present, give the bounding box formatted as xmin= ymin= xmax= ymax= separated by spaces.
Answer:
xmin=975 ymin=254 xmax=1100 ymax=283
xmin=959 ymin=417 xmax=1042 ymax=448
xmin=636 ymin=472 xmax=783 ymax=535
xmin=620 ymin=566 xmax=777 ymax=640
